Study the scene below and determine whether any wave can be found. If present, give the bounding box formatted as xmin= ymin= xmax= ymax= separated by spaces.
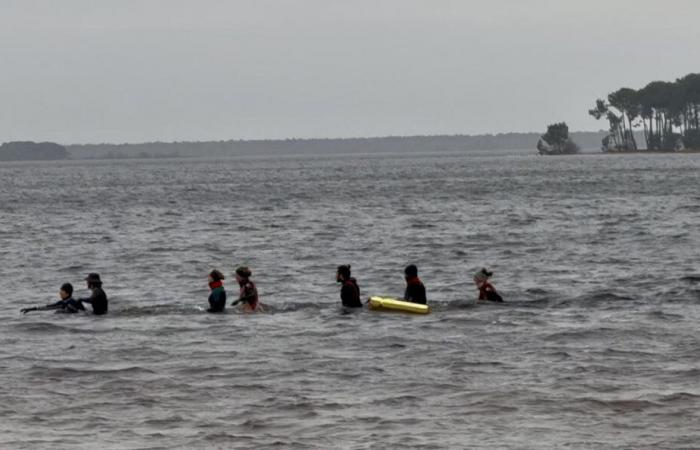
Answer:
xmin=680 ymin=275 xmax=700 ymax=283
xmin=576 ymin=397 xmax=661 ymax=413
xmin=24 ymin=364 xmax=157 ymax=377
xmin=9 ymin=321 xmax=91 ymax=334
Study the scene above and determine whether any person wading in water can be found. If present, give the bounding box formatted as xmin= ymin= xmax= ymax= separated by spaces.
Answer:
xmin=20 ymin=283 xmax=85 ymax=314
xmin=79 ymin=273 xmax=108 ymax=315
xmin=336 ymin=264 xmax=362 ymax=308
xmin=207 ymin=270 xmax=226 ymax=313
xmin=403 ymin=264 xmax=427 ymax=304
xmin=473 ymin=268 xmax=503 ymax=303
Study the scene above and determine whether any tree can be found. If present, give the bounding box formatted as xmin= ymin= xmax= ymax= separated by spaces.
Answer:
xmin=589 ymin=89 xmax=638 ymax=152
xmin=537 ymin=122 xmax=580 ymax=155
xmin=591 ymin=72 xmax=700 ymax=151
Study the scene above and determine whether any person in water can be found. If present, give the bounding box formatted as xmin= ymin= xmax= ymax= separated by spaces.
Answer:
xmin=207 ymin=269 xmax=226 ymax=313
xmin=78 ymin=273 xmax=108 ymax=315
xmin=404 ymin=264 xmax=427 ymax=304
xmin=336 ymin=264 xmax=362 ymax=308
xmin=231 ymin=266 xmax=260 ymax=312
xmin=473 ymin=268 xmax=503 ymax=302
xmin=20 ymin=283 xmax=86 ymax=314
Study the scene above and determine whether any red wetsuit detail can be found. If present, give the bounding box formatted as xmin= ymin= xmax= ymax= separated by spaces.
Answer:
xmin=478 ymin=282 xmax=496 ymax=300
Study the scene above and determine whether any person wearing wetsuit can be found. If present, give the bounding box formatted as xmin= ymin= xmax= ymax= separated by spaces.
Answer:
xmin=232 ymin=266 xmax=260 ymax=312
xmin=20 ymin=283 xmax=85 ymax=314
xmin=336 ymin=264 xmax=362 ymax=308
xmin=207 ymin=269 xmax=226 ymax=313
xmin=473 ymin=268 xmax=503 ymax=302
xmin=403 ymin=264 xmax=427 ymax=304
xmin=78 ymin=273 xmax=108 ymax=315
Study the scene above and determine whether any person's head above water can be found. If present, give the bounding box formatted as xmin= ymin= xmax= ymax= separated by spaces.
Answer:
xmin=85 ymin=273 xmax=102 ymax=289
xmin=60 ymin=283 xmax=73 ymax=299
xmin=235 ymin=266 xmax=252 ymax=282
xmin=473 ymin=268 xmax=493 ymax=284
xmin=404 ymin=264 xmax=418 ymax=279
xmin=336 ymin=264 xmax=351 ymax=282
xmin=208 ymin=269 xmax=225 ymax=283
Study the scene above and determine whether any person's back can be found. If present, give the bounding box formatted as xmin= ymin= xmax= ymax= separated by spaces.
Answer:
xmin=341 ymin=278 xmax=362 ymax=308
xmin=53 ymin=296 xmax=85 ymax=314
xmin=87 ymin=286 xmax=108 ymax=314
xmin=233 ymin=266 xmax=259 ymax=312
xmin=474 ymin=268 xmax=503 ymax=302
xmin=403 ymin=264 xmax=427 ymax=304
xmin=79 ymin=274 xmax=108 ymax=315
xmin=337 ymin=265 xmax=362 ymax=308
xmin=207 ymin=269 xmax=226 ymax=313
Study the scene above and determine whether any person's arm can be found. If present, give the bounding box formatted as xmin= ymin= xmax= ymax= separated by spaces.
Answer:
xmin=43 ymin=300 xmax=65 ymax=310
xmin=235 ymin=286 xmax=256 ymax=305
xmin=21 ymin=300 xmax=62 ymax=314
xmin=64 ymin=299 xmax=85 ymax=313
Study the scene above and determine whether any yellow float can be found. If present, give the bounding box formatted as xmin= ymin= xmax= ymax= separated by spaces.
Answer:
xmin=367 ymin=296 xmax=430 ymax=314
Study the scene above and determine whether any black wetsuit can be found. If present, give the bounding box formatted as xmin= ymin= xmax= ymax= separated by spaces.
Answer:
xmin=404 ymin=277 xmax=427 ymax=304
xmin=208 ymin=286 xmax=226 ymax=313
xmin=79 ymin=287 xmax=108 ymax=315
xmin=340 ymin=278 xmax=362 ymax=308
xmin=46 ymin=297 xmax=85 ymax=313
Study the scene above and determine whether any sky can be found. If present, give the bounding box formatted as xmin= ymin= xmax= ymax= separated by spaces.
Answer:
xmin=1 ymin=0 xmax=699 ymax=144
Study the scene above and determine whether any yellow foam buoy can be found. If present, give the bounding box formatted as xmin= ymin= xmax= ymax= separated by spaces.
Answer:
xmin=368 ymin=296 xmax=430 ymax=314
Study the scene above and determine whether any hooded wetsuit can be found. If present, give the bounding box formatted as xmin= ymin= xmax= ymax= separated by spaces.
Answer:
xmin=340 ymin=278 xmax=362 ymax=308
xmin=404 ymin=276 xmax=427 ymax=304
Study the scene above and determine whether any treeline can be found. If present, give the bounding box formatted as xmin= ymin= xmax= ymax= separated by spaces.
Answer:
xmin=590 ymin=73 xmax=700 ymax=151
xmin=66 ymin=132 xmax=609 ymax=159
xmin=0 ymin=141 xmax=68 ymax=161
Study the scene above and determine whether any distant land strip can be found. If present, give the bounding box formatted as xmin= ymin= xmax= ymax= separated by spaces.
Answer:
xmin=2 ymin=131 xmax=647 ymax=161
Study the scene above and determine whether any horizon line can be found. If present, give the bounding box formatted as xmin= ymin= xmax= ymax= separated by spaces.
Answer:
xmin=45 ymin=129 xmax=609 ymax=147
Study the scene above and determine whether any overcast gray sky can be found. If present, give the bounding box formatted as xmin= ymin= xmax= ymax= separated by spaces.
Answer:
xmin=1 ymin=0 xmax=699 ymax=143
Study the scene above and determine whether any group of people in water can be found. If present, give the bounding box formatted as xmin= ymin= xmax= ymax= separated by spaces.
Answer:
xmin=19 ymin=265 xmax=502 ymax=315
xmin=20 ymin=273 xmax=108 ymax=315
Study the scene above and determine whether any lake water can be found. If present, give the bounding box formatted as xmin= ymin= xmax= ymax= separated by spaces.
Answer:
xmin=0 ymin=151 xmax=699 ymax=449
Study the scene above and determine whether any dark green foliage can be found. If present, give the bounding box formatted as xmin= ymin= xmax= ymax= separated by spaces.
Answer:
xmin=0 ymin=141 xmax=69 ymax=161
xmin=592 ymin=72 xmax=700 ymax=151
xmin=537 ymin=122 xmax=580 ymax=155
